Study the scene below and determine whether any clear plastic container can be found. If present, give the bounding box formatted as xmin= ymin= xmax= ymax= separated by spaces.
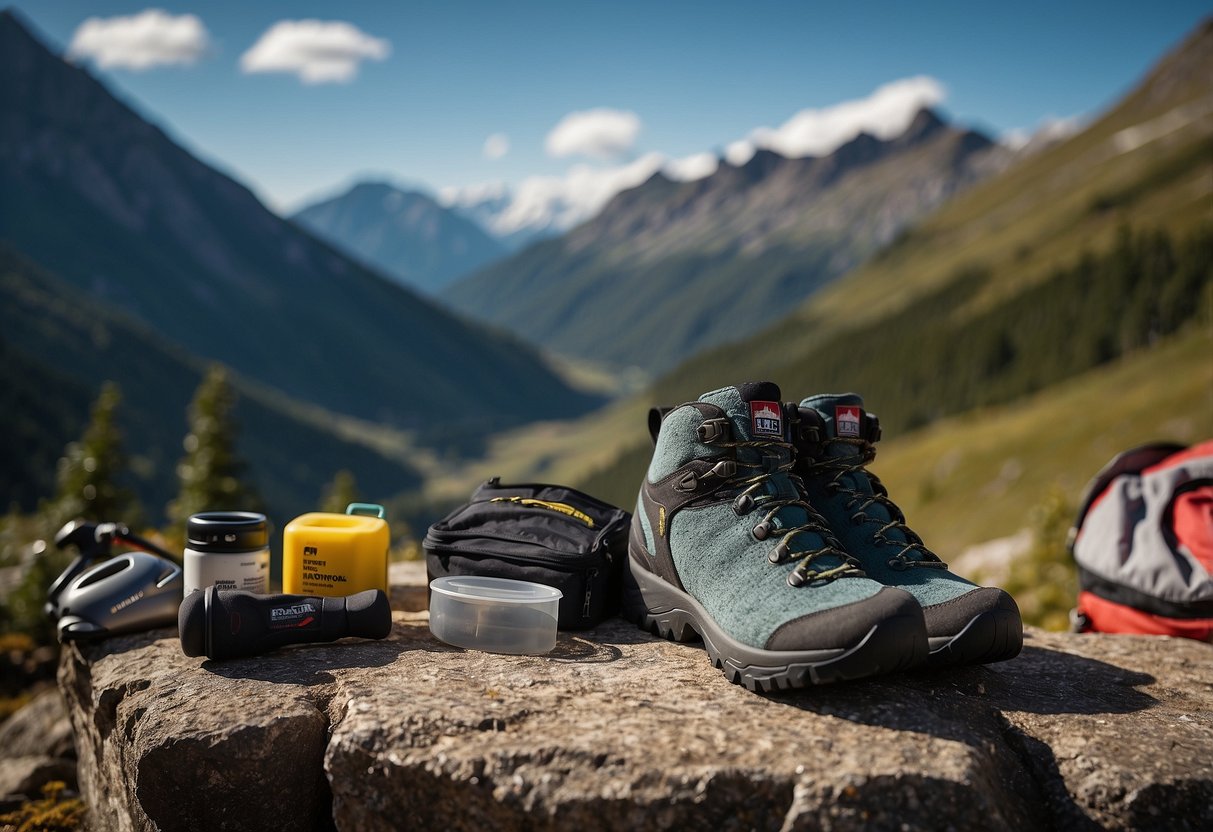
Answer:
xmin=429 ymin=576 xmax=562 ymax=655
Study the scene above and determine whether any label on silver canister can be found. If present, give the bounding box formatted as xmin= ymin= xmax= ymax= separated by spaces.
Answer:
xmin=183 ymin=547 xmax=270 ymax=596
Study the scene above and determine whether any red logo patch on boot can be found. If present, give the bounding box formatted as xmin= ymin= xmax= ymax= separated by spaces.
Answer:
xmin=835 ymin=405 xmax=862 ymax=437
xmin=750 ymin=401 xmax=783 ymax=437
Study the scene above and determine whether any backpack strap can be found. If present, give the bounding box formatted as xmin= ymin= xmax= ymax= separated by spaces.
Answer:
xmin=1067 ymin=442 xmax=1187 ymax=553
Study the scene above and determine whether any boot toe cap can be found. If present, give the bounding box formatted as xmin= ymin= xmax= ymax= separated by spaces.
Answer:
xmin=923 ymin=586 xmax=1020 ymax=638
xmin=764 ymin=586 xmax=923 ymax=651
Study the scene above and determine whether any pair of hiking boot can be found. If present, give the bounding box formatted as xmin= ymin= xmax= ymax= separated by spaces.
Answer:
xmin=625 ymin=381 xmax=1022 ymax=691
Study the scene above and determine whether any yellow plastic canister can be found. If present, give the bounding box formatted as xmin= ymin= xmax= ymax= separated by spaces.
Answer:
xmin=282 ymin=504 xmax=389 ymax=597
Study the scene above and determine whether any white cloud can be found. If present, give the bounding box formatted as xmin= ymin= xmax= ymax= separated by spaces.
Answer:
xmin=1000 ymin=129 xmax=1031 ymax=152
xmin=663 ymin=151 xmax=718 ymax=182
xmin=1002 ymin=114 xmax=1084 ymax=152
xmin=240 ymin=19 xmax=390 ymax=84
xmin=545 ymin=108 xmax=641 ymax=160
xmin=1037 ymin=115 xmax=1082 ymax=142
xmin=67 ymin=9 xmax=210 ymax=70
xmin=439 ymin=180 xmax=509 ymax=207
xmin=483 ymin=133 xmax=510 ymax=160
xmin=445 ymin=77 xmax=952 ymax=240
xmin=444 ymin=153 xmax=666 ymax=236
xmin=734 ymin=76 xmax=946 ymax=161
xmin=724 ymin=139 xmax=758 ymax=166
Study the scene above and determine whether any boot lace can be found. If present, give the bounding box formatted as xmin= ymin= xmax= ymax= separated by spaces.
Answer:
xmin=805 ymin=436 xmax=947 ymax=571
xmin=717 ymin=436 xmax=866 ymax=587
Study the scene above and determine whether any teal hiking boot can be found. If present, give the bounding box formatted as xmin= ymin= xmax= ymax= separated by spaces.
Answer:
xmin=793 ymin=394 xmax=1023 ymax=668
xmin=624 ymin=382 xmax=929 ymax=690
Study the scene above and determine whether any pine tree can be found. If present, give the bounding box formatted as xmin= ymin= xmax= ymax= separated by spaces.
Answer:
xmin=320 ymin=469 xmax=360 ymax=514
xmin=3 ymin=383 xmax=141 ymax=643
xmin=167 ymin=366 xmax=261 ymax=528
xmin=52 ymin=381 xmax=141 ymax=524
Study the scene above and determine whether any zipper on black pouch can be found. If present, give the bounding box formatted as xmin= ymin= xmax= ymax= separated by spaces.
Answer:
xmin=582 ymin=567 xmax=598 ymax=619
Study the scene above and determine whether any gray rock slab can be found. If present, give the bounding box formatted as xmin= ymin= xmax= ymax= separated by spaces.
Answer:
xmin=57 ymin=572 xmax=1213 ymax=832
xmin=0 ymin=687 xmax=74 ymax=759
xmin=0 ymin=754 xmax=76 ymax=800
xmin=388 ymin=560 xmax=427 ymax=612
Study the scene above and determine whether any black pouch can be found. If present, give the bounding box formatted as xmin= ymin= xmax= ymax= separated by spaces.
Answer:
xmin=424 ymin=478 xmax=630 ymax=630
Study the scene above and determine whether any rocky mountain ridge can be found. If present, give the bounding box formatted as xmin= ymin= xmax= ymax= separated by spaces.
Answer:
xmin=292 ymin=182 xmax=507 ymax=295
xmin=441 ymin=107 xmax=1009 ymax=373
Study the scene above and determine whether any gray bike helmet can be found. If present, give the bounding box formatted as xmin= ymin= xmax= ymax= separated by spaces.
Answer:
xmin=46 ymin=520 xmax=183 ymax=642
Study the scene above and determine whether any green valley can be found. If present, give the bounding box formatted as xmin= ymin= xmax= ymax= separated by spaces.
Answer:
xmin=0 ymin=245 xmax=423 ymax=525
xmin=411 ymin=19 xmax=1213 ymax=561
xmin=0 ymin=11 xmax=599 ymax=452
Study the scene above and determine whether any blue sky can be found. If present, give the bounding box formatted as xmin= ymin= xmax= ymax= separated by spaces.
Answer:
xmin=14 ymin=1 xmax=1211 ymax=215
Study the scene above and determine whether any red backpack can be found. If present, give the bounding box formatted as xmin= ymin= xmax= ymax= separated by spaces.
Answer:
xmin=1069 ymin=440 xmax=1213 ymax=640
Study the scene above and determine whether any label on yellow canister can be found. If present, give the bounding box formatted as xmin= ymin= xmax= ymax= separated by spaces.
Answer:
xmin=282 ymin=505 xmax=389 ymax=597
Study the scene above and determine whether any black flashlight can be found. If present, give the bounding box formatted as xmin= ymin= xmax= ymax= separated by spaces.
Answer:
xmin=179 ymin=586 xmax=392 ymax=660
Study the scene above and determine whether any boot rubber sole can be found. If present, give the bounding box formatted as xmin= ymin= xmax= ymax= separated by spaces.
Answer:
xmin=925 ymin=606 xmax=1024 ymax=669
xmin=623 ymin=552 xmax=928 ymax=691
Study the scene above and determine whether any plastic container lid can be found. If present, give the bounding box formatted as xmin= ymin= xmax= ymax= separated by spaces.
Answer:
xmin=186 ymin=512 xmax=268 ymax=552
xmin=429 ymin=576 xmax=562 ymax=655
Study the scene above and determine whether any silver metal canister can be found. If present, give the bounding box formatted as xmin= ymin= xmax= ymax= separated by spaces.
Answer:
xmin=183 ymin=511 xmax=270 ymax=596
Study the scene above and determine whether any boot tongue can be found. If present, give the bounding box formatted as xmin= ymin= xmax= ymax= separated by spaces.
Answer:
xmin=801 ymin=392 xmax=907 ymax=543
xmin=696 ymin=383 xmax=848 ymax=563
xmin=699 ymin=381 xmax=784 ymax=442
xmin=799 ymin=393 xmax=866 ymax=455
xmin=699 ymin=380 xmax=799 ymax=508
